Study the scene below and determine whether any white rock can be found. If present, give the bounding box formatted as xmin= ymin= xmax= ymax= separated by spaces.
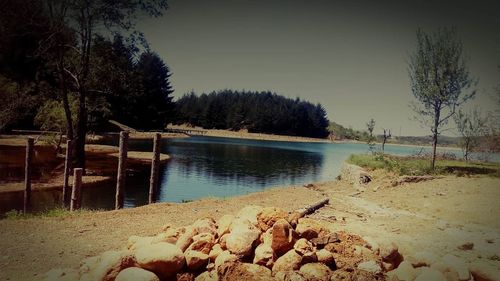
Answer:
xmin=135 ymin=242 xmax=185 ymax=279
xmin=442 ymin=254 xmax=470 ymax=281
xmin=236 ymin=205 xmax=263 ymax=226
xmin=357 ymin=260 xmax=382 ymax=274
xmin=415 ymin=268 xmax=447 ymax=281
xmin=115 ymin=267 xmax=160 ymax=281
xmin=412 ymin=251 xmax=440 ymax=267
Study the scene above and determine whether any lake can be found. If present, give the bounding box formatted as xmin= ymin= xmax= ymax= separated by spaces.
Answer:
xmin=0 ymin=136 xmax=484 ymax=213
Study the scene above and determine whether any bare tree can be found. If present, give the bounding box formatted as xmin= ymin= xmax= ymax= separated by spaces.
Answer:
xmin=454 ymin=109 xmax=486 ymax=162
xmin=381 ymin=128 xmax=391 ymax=153
xmin=408 ymin=27 xmax=476 ymax=169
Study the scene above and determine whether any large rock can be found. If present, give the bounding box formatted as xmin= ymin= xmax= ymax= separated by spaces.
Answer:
xmin=225 ymin=220 xmax=260 ymax=257
xmin=387 ymin=261 xmax=417 ymax=281
xmin=177 ymin=226 xmax=198 ymax=252
xmin=260 ymin=228 xmax=273 ymax=245
xmin=411 ymin=251 xmax=440 ymax=267
xmin=217 ymin=214 xmax=235 ymax=237
xmin=357 ymin=260 xmax=382 ymax=274
xmin=253 ymin=243 xmax=275 ymax=268
xmin=80 ymin=250 xmax=136 ymax=281
xmin=316 ymin=249 xmax=336 ymax=270
xmin=415 ymin=268 xmax=447 ymax=281
xmin=135 ymin=242 xmax=185 ymax=279
xmin=380 ymin=243 xmax=404 ymax=268
xmin=272 ymin=219 xmax=296 ymax=256
xmin=274 ymin=271 xmax=307 ymax=281
xmin=257 ymin=207 xmax=289 ymax=231
xmin=469 ymin=262 xmax=500 ymax=281
xmin=115 ymin=267 xmax=160 ymax=281
xmin=192 ymin=218 xmax=218 ymax=236
xmin=295 ymin=218 xmax=330 ymax=240
xmin=442 ymin=254 xmax=470 ymax=281
xmin=272 ymin=249 xmax=302 ymax=273
xmin=194 ymin=271 xmax=218 ymax=281
xmin=218 ymin=262 xmax=272 ymax=281
xmin=293 ymin=238 xmax=317 ymax=263
xmin=340 ymin=163 xmax=371 ymax=189
xmin=127 ymin=236 xmax=156 ymax=251
xmin=363 ymin=236 xmax=380 ymax=254
xmin=43 ymin=268 xmax=79 ymax=281
xmin=299 ymin=263 xmax=332 ymax=280
xmin=236 ymin=205 xmax=263 ymax=226
xmin=209 ymin=244 xmax=224 ymax=262
xmin=215 ymin=250 xmax=238 ymax=270
xmin=187 ymin=233 xmax=215 ymax=254
xmin=185 ymin=250 xmax=209 ymax=271
xmin=431 ymin=261 xmax=460 ymax=281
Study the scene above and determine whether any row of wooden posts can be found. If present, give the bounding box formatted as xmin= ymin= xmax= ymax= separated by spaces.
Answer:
xmin=23 ymin=131 xmax=162 ymax=213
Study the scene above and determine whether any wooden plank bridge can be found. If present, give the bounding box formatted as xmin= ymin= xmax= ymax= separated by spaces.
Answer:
xmin=164 ymin=128 xmax=208 ymax=136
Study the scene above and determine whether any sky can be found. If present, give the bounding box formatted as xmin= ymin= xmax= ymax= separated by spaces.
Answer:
xmin=138 ymin=0 xmax=500 ymax=136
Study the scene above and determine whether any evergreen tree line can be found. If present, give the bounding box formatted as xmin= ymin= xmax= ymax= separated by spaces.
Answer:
xmin=175 ymin=90 xmax=330 ymax=138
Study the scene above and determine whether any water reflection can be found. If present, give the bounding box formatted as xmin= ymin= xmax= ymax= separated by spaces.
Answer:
xmin=4 ymin=135 xmax=491 ymax=214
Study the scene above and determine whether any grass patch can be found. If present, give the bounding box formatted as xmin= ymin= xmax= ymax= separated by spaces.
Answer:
xmin=2 ymin=207 xmax=95 ymax=220
xmin=347 ymin=153 xmax=500 ymax=176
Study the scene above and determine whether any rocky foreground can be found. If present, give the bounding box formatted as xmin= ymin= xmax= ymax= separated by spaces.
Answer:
xmin=43 ymin=205 xmax=496 ymax=281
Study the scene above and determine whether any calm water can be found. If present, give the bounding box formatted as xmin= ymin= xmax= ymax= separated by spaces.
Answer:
xmin=1 ymin=136 xmax=490 ymax=213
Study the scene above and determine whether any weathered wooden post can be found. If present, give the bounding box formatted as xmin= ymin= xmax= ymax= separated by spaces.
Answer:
xmin=115 ymin=131 xmax=129 ymax=209
xmin=62 ymin=139 xmax=72 ymax=208
xmin=23 ymin=137 xmax=34 ymax=213
xmin=149 ymin=133 xmax=161 ymax=203
xmin=70 ymin=168 xmax=82 ymax=211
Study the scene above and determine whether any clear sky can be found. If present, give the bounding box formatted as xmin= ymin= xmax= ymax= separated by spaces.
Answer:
xmin=138 ymin=0 xmax=500 ymax=136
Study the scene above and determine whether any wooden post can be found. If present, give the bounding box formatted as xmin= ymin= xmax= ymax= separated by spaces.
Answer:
xmin=149 ymin=133 xmax=161 ymax=203
xmin=115 ymin=131 xmax=129 ymax=209
xmin=70 ymin=168 xmax=82 ymax=211
xmin=23 ymin=137 xmax=34 ymax=213
xmin=62 ymin=140 xmax=72 ymax=208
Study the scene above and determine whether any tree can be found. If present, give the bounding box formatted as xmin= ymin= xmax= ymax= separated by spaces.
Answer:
xmin=133 ymin=51 xmax=175 ymax=130
xmin=60 ymin=0 xmax=168 ymax=171
xmin=408 ymin=27 xmax=476 ymax=169
xmin=381 ymin=128 xmax=391 ymax=153
xmin=454 ymin=109 xmax=486 ymax=162
xmin=34 ymin=99 xmax=78 ymax=153
xmin=366 ymin=118 xmax=376 ymax=151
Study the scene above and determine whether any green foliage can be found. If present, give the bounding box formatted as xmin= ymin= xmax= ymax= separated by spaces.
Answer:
xmin=347 ymin=153 xmax=500 ymax=176
xmin=408 ymin=27 xmax=476 ymax=169
xmin=328 ymin=122 xmax=369 ymax=141
xmin=454 ymin=108 xmax=487 ymax=161
xmin=175 ymin=90 xmax=330 ymax=138
xmin=366 ymin=118 xmax=376 ymax=151
xmin=34 ymin=99 xmax=77 ymax=133
xmin=3 ymin=207 xmax=95 ymax=220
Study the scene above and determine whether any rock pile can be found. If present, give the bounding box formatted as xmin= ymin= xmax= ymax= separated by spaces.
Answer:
xmin=42 ymin=205 xmax=497 ymax=281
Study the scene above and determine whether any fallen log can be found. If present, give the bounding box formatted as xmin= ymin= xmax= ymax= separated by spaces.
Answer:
xmin=297 ymin=198 xmax=330 ymax=217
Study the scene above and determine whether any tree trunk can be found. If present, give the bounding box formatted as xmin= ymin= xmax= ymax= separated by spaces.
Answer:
xmin=73 ymin=89 xmax=87 ymax=173
xmin=431 ymin=131 xmax=438 ymax=170
xmin=59 ymin=65 xmax=73 ymax=141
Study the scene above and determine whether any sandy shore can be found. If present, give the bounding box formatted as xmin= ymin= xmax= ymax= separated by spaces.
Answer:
xmin=0 ymin=170 xmax=499 ymax=280
xmin=167 ymin=124 xmax=330 ymax=143
xmin=0 ymin=140 xmax=169 ymax=195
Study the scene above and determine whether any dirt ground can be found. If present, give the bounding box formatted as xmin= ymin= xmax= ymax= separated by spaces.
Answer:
xmin=0 ymin=171 xmax=499 ymax=280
